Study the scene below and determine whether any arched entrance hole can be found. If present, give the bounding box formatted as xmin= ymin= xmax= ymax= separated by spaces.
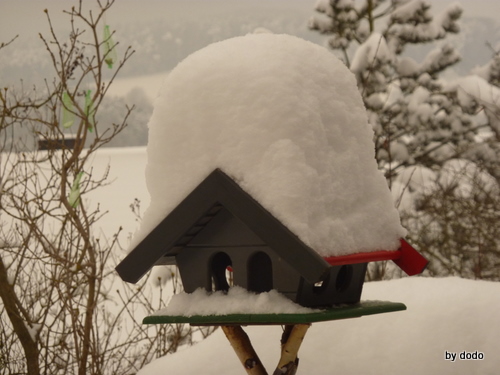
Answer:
xmin=247 ymin=251 xmax=273 ymax=293
xmin=335 ymin=265 xmax=353 ymax=293
xmin=211 ymin=252 xmax=232 ymax=292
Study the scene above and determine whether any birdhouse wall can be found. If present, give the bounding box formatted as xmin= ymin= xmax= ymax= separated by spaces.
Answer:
xmin=296 ymin=263 xmax=368 ymax=307
xmin=175 ymin=246 xmax=303 ymax=296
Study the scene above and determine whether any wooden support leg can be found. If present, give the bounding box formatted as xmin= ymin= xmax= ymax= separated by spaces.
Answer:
xmin=222 ymin=324 xmax=310 ymax=375
xmin=221 ymin=325 xmax=268 ymax=375
xmin=273 ymin=324 xmax=310 ymax=375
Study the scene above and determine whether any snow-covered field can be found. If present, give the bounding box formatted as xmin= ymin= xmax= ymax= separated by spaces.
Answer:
xmin=86 ymin=147 xmax=149 ymax=245
xmin=139 ymin=277 xmax=499 ymax=375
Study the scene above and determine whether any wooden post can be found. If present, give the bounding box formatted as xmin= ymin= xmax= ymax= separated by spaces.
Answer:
xmin=221 ymin=325 xmax=268 ymax=375
xmin=221 ymin=324 xmax=310 ymax=375
xmin=273 ymin=324 xmax=310 ymax=375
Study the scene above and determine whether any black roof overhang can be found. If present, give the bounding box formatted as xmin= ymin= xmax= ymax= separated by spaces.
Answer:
xmin=116 ymin=168 xmax=330 ymax=284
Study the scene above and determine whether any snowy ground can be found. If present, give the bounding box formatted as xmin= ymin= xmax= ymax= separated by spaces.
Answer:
xmin=86 ymin=146 xmax=149 ymax=246
xmin=87 ymin=147 xmax=499 ymax=375
xmin=139 ymin=277 xmax=500 ymax=375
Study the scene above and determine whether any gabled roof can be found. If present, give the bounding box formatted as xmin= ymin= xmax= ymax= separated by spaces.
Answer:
xmin=116 ymin=168 xmax=330 ymax=284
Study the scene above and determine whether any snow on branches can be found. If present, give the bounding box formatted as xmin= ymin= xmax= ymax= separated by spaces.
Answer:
xmin=310 ymin=0 xmax=500 ymax=281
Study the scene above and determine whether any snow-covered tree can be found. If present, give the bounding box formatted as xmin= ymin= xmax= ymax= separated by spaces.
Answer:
xmin=309 ymin=0 xmax=500 ymax=280
xmin=474 ymin=42 xmax=500 ymax=89
xmin=465 ymin=43 xmax=500 ymax=182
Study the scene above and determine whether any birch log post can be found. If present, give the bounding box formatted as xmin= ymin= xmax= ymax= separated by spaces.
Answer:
xmin=273 ymin=324 xmax=311 ymax=375
xmin=221 ymin=325 xmax=268 ymax=375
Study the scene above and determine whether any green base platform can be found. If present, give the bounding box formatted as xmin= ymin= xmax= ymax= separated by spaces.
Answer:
xmin=143 ymin=300 xmax=406 ymax=326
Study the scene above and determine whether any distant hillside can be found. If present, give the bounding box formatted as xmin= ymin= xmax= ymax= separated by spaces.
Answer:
xmin=1 ymin=5 xmax=498 ymax=88
xmin=1 ymin=3 xmax=499 ymax=149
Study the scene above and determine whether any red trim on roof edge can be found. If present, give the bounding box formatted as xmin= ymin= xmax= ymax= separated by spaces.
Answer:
xmin=323 ymin=239 xmax=429 ymax=276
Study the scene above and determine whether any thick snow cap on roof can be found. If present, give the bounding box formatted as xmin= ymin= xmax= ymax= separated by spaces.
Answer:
xmin=135 ymin=33 xmax=406 ymax=257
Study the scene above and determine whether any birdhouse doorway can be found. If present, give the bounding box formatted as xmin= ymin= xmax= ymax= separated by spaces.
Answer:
xmin=210 ymin=252 xmax=232 ymax=292
xmin=247 ymin=251 xmax=273 ymax=293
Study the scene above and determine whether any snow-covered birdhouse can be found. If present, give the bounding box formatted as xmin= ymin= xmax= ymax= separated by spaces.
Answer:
xmin=116 ymin=34 xmax=428 ymax=308
xmin=117 ymin=168 xmax=372 ymax=307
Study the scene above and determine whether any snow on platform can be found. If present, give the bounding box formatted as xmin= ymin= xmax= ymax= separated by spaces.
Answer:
xmin=151 ymin=286 xmax=317 ymax=317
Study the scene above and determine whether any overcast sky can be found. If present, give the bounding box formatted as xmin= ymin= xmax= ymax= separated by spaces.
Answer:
xmin=1 ymin=0 xmax=499 ymax=86
xmin=1 ymin=0 xmax=499 ymax=42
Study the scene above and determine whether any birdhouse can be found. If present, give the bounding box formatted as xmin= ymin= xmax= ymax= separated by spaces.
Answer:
xmin=116 ymin=33 xmax=430 ymax=374
xmin=116 ymin=168 xmax=427 ymax=308
xmin=116 ymin=33 xmax=430 ymax=310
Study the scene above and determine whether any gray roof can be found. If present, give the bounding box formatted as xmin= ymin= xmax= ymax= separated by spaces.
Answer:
xmin=116 ymin=168 xmax=330 ymax=284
